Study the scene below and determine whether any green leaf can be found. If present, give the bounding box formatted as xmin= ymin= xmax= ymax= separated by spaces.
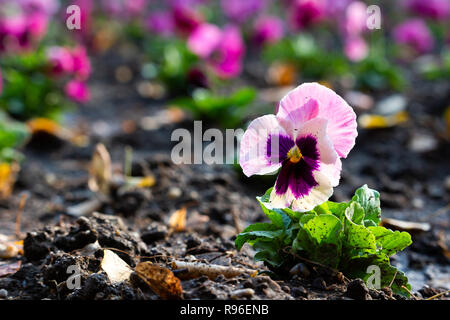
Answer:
xmin=235 ymin=223 xmax=283 ymax=250
xmin=295 ymin=214 xmax=343 ymax=267
xmin=352 ymin=185 xmax=381 ymax=226
xmin=368 ymin=226 xmax=412 ymax=256
xmin=344 ymin=202 xmax=365 ymax=225
xmin=344 ymin=214 xmax=377 ymax=257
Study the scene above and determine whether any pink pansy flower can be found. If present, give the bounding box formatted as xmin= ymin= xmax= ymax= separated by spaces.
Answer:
xmin=46 ymin=46 xmax=74 ymax=75
xmin=344 ymin=35 xmax=368 ymax=62
xmin=393 ymin=19 xmax=434 ymax=54
xmin=404 ymin=0 xmax=450 ymax=20
xmin=65 ymin=80 xmax=91 ymax=103
xmin=221 ymin=0 xmax=266 ymax=23
xmin=240 ymin=83 xmax=357 ymax=212
xmin=290 ymin=0 xmax=326 ymax=30
xmin=252 ymin=16 xmax=284 ymax=45
xmin=188 ymin=24 xmax=245 ymax=79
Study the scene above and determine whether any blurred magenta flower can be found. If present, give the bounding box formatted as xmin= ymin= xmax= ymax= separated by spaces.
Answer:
xmin=71 ymin=46 xmax=91 ymax=80
xmin=240 ymin=83 xmax=357 ymax=211
xmin=46 ymin=46 xmax=74 ymax=75
xmin=290 ymin=0 xmax=326 ymax=30
xmin=187 ymin=23 xmax=222 ymax=58
xmin=252 ymin=16 xmax=284 ymax=45
xmin=405 ymin=0 xmax=450 ymax=20
xmin=188 ymin=24 xmax=245 ymax=78
xmin=344 ymin=35 xmax=368 ymax=61
xmin=65 ymin=80 xmax=91 ymax=103
xmin=172 ymin=3 xmax=204 ymax=34
xmin=344 ymin=1 xmax=367 ymax=36
xmin=221 ymin=0 xmax=266 ymax=23
xmin=393 ymin=19 xmax=434 ymax=53
xmin=146 ymin=11 xmax=175 ymax=37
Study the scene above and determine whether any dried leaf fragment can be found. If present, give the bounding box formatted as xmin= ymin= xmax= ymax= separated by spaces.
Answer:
xmin=0 ymin=260 xmax=21 ymax=277
xmin=359 ymin=111 xmax=409 ymax=129
xmin=101 ymin=249 xmax=133 ymax=284
xmin=88 ymin=143 xmax=112 ymax=195
xmin=171 ymin=260 xmax=256 ymax=280
xmin=135 ymin=262 xmax=183 ymax=300
xmin=0 ymin=162 xmax=19 ymax=199
xmin=381 ymin=218 xmax=431 ymax=233
xmin=168 ymin=207 xmax=186 ymax=232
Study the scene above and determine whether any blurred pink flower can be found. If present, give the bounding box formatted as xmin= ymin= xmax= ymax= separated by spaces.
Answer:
xmin=252 ymin=16 xmax=284 ymax=45
xmin=146 ymin=11 xmax=175 ymax=37
xmin=47 ymin=46 xmax=74 ymax=75
xmin=221 ymin=0 xmax=266 ymax=23
xmin=65 ymin=80 xmax=91 ymax=103
xmin=405 ymin=0 xmax=450 ymax=20
xmin=344 ymin=36 xmax=368 ymax=61
xmin=188 ymin=24 xmax=245 ymax=79
xmin=187 ymin=23 xmax=222 ymax=58
xmin=240 ymin=83 xmax=357 ymax=211
xmin=26 ymin=12 xmax=48 ymax=39
xmin=290 ymin=0 xmax=326 ymax=30
xmin=344 ymin=1 xmax=367 ymax=36
xmin=17 ymin=0 xmax=59 ymax=15
xmin=393 ymin=19 xmax=434 ymax=53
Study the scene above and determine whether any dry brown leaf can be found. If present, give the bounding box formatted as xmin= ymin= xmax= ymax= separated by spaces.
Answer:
xmin=0 ymin=162 xmax=19 ymax=199
xmin=88 ymin=143 xmax=112 ymax=195
xmin=266 ymin=62 xmax=297 ymax=86
xmin=168 ymin=207 xmax=186 ymax=232
xmin=101 ymin=249 xmax=133 ymax=284
xmin=135 ymin=261 xmax=183 ymax=300
xmin=171 ymin=260 xmax=256 ymax=280
xmin=0 ymin=260 xmax=21 ymax=277
xmin=381 ymin=218 xmax=431 ymax=233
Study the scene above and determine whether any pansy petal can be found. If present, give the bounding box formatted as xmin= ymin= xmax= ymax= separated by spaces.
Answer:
xmin=320 ymin=157 xmax=342 ymax=187
xmin=276 ymin=83 xmax=357 ymax=158
xmin=277 ymin=98 xmax=319 ymax=138
xmin=290 ymin=171 xmax=333 ymax=212
xmin=239 ymin=115 xmax=290 ymax=177
xmin=297 ymin=118 xmax=337 ymax=165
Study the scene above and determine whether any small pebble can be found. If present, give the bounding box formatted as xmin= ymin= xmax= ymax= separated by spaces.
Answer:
xmin=231 ymin=288 xmax=254 ymax=299
xmin=168 ymin=187 xmax=182 ymax=199
xmin=289 ymin=263 xmax=311 ymax=278
xmin=0 ymin=289 xmax=8 ymax=299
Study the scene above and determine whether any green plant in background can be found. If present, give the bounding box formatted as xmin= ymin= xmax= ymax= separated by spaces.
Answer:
xmin=0 ymin=111 xmax=30 ymax=163
xmin=0 ymin=50 xmax=73 ymax=121
xmin=236 ymin=185 xmax=412 ymax=297
xmin=174 ymin=87 xmax=256 ymax=127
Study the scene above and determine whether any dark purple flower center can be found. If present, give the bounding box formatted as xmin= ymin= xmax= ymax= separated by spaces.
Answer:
xmin=267 ymin=134 xmax=320 ymax=199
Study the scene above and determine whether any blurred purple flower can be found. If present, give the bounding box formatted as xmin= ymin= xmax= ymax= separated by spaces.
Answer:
xmin=101 ymin=0 xmax=148 ymax=19
xmin=405 ymin=0 xmax=450 ymax=20
xmin=65 ymin=80 xmax=91 ymax=103
xmin=344 ymin=36 xmax=368 ymax=61
xmin=290 ymin=0 xmax=326 ymax=30
xmin=221 ymin=0 xmax=266 ymax=23
xmin=146 ymin=11 xmax=175 ymax=37
xmin=393 ymin=19 xmax=434 ymax=53
xmin=17 ymin=0 xmax=59 ymax=15
xmin=252 ymin=16 xmax=284 ymax=45
xmin=172 ymin=3 xmax=203 ymax=34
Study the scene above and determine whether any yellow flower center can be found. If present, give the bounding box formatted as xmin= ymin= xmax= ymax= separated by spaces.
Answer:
xmin=288 ymin=146 xmax=302 ymax=163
